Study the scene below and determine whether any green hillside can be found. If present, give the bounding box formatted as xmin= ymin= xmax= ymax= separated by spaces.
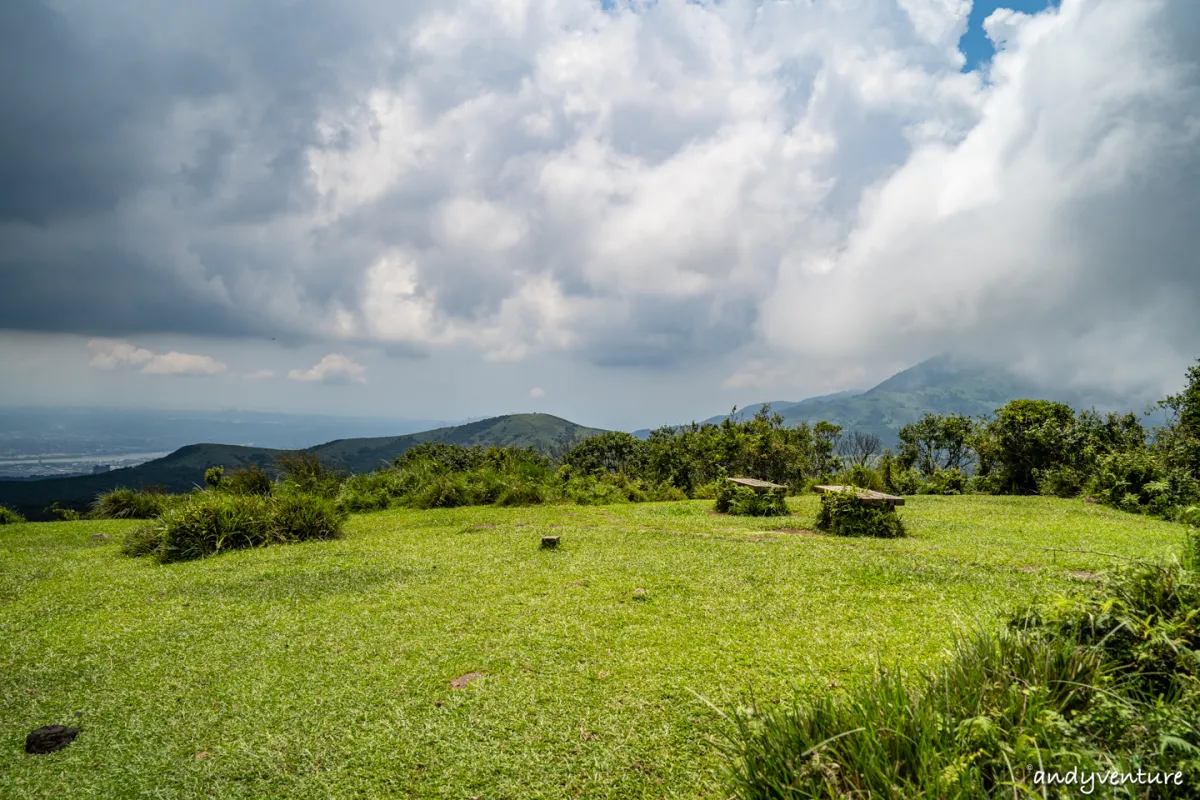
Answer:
xmin=0 ymin=414 xmax=605 ymax=520
xmin=776 ymin=355 xmax=1127 ymax=446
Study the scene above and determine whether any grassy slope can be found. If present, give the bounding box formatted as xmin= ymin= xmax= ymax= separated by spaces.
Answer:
xmin=0 ymin=496 xmax=1186 ymax=799
xmin=0 ymin=414 xmax=607 ymax=520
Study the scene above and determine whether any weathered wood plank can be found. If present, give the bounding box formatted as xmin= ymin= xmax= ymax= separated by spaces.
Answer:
xmin=813 ymin=485 xmax=905 ymax=506
xmin=726 ymin=477 xmax=787 ymax=491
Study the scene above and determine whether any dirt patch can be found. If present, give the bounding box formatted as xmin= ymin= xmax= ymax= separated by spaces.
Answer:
xmin=706 ymin=510 xmax=729 ymax=516
xmin=1067 ymin=570 xmax=1100 ymax=582
xmin=1015 ymin=565 xmax=1039 ymax=573
xmin=1082 ymin=497 xmax=1100 ymax=504
xmin=569 ymin=579 xmax=589 ymax=587
xmin=772 ymin=528 xmax=818 ymax=536
xmin=450 ymin=672 xmax=486 ymax=689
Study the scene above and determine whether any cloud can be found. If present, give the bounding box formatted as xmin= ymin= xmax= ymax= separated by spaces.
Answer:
xmin=87 ymin=338 xmax=226 ymax=376
xmin=141 ymin=352 xmax=227 ymax=376
xmin=528 ymin=386 xmax=545 ymax=398
xmin=4 ymin=0 xmax=1200 ymax=395
xmin=87 ymin=339 xmax=154 ymax=369
xmin=287 ymin=354 xmax=367 ymax=384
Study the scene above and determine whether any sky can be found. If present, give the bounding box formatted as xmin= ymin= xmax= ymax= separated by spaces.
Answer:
xmin=1 ymin=0 xmax=1198 ymax=431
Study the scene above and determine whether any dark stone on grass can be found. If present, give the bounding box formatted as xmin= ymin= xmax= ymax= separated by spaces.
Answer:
xmin=25 ymin=725 xmax=80 ymax=754
xmin=89 ymin=534 xmax=110 ymax=542
xmin=541 ymin=536 xmax=560 ymax=549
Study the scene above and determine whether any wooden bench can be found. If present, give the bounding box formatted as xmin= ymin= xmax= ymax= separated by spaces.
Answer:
xmin=813 ymin=485 xmax=905 ymax=507
xmin=726 ymin=477 xmax=787 ymax=493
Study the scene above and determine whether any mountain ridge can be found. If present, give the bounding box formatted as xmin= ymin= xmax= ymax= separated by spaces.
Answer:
xmin=0 ymin=413 xmax=605 ymax=520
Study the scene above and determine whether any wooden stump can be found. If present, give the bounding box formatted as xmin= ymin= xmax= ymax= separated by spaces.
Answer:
xmin=541 ymin=536 xmax=560 ymax=549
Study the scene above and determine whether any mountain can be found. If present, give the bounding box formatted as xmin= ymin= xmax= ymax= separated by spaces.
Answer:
xmin=700 ymin=390 xmax=865 ymax=425
xmin=0 ymin=413 xmax=606 ymax=520
xmin=634 ymin=355 xmax=1151 ymax=448
xmin=774 ymin=355 xmax=1142 ymax=446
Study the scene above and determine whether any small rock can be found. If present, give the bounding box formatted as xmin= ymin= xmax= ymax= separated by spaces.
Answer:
xmin=89 ymin=534 xmax=110 ymax=543
xmin=25 ymin=725 xmax=81 ymax=755
xmin=632 ymin=587 xmax=648 ymax=598
xmin=450 ymin=672 xmax=485 ymax=689
xmin=193 ymin=751 xmax=211 ymax=760
xmin=541 ymin=535 xmax=560 ymax=549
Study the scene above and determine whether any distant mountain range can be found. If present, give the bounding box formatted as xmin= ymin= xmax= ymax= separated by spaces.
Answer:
xmin=634 ymin=355 xmax=1156 ymax=445
xmin=1 ymin=355 xmax=1161 ymax=520
xmin=0 ymin=414 xmax=604 ymax=520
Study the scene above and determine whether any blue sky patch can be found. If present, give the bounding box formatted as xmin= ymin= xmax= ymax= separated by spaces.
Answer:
xmin=958 ymin=0 xmax=1059 ymax=72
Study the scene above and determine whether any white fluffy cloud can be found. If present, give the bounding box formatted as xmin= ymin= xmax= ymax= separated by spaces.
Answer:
xmin=10 ymin=0 xmax=1200 ymax=397
xmin=287 ymin=354 xmax=368 ymax=384
xmin=87 ymin=339 xmax=227 ymax=376
xmin=528 ymin=386 xmax=545 ymax=398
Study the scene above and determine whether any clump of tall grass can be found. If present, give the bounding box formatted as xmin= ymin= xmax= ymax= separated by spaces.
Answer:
xmin=721 ymin=555 xmax=1200 ymax=798
xmin=0 ymin=504 xmax=26 ymax=524
xmin=90 ymin=487 xmax=171 ymax=519
xmin=276 ymin=451 xmax=343 ymax=497
xmin=714 ymin=482 xmax=789 ymax=517
xmin=122 ymin=489 xmax=347 ymax=563
xmin=813 ymin=489 xmax=905 ymax=537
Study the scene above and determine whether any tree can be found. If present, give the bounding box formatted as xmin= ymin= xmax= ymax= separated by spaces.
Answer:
xmin=562 ymin=431 xmax=647 ymax=475
xmin=897 ymin=413 xmax=976 ymax=476
xmin=811 ymin=421 xmax=843 ymax=478
xmin=975 ymin=400 xmax=1076 ymax=494
xmin=836 ymin=430 xmax=881 ymax=468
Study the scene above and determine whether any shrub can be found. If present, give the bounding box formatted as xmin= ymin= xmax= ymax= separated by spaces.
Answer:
xmin=714 ymin=481 xmax=789 ymax=517
xmin=204 ymin=466 xmax=224 ymax=488
xmin=0 ymin=505 xmax=26 ymax=524
xmin=920 ymin=467 xmax=968 ymax=496
xmin=45 ymin=502 xmax=82 ymax=521
xmin=723 ymin=559 xmax=1200 ymax=799
xmin=883 ymin=465 xmax=923 ymax=496
xmin=126 ymin=490 xmax=347 ymax=563
xmin=276 ymin=451 xmax=343 ymax=497
xmin=1035 ymin=464 xmax=1088 ymax=498
xmin=90 ymin=487 xmax=169 ymax=520
xmin=1086 ymin=449 xmax=1164 ymax=512
xmin=224 ymin=464 xmax=273 ymax=496
xmin=336 ymin=488 xmax=391 ymax=513
xmin=836 ymin=464 xmax=885 ymax=492
xmin=270 ymin=491 xmax=347 ymax=543
xmin=151 ymin=492 xmax=274 ymax=563
xmin=121 ymin=522 xmax=166 ymax=558
xmin=813 ymin=490 xmax=905 ymax=538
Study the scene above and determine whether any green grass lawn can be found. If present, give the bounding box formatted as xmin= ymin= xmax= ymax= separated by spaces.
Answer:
xmin=0 ymin=496 xmax=1188 ymax=799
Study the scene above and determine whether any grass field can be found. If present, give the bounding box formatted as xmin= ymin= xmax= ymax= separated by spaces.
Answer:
xmin=0 ymin=495 xmax=1188 ymax=799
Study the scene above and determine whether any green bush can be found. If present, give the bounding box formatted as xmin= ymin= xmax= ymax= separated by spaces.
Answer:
xmin=919 ymin=467 xmax=968 ymax=496
xmin=204 ymin=466 xmax=224 ymax=488
xmin=270 ymin=491 xmax=347 ymax=543
xmin=276 ymin=451 xmax=343 ymax=497
xmin=714 ymin=481 xmax=789 ymax=517
xmin=224 ymin=464 xmax=274 ymax=496
xmin=0 ymin=505 xmax=26 ymax=524
xmin=883 ymin=465 xmax=923 ymax=496
xmin=1036 ymin=464 xmax=1088 ymax=498
xmin=722 ymin=559 xmax=1200 ymax=799
xmin=45 ymin=502 xmax=82 ymax=521
xmin=121 ymin=522 xmax=166 ymax=558
xmin=124 ymin=490 xmax=347 ymax=563
xmin=90 ymin=487 xmax=170 ymax=520
xmin=813 ymin=490 xmax=905 ymax=537
xmin=836 ymin=464 xmax=885 ymax=492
